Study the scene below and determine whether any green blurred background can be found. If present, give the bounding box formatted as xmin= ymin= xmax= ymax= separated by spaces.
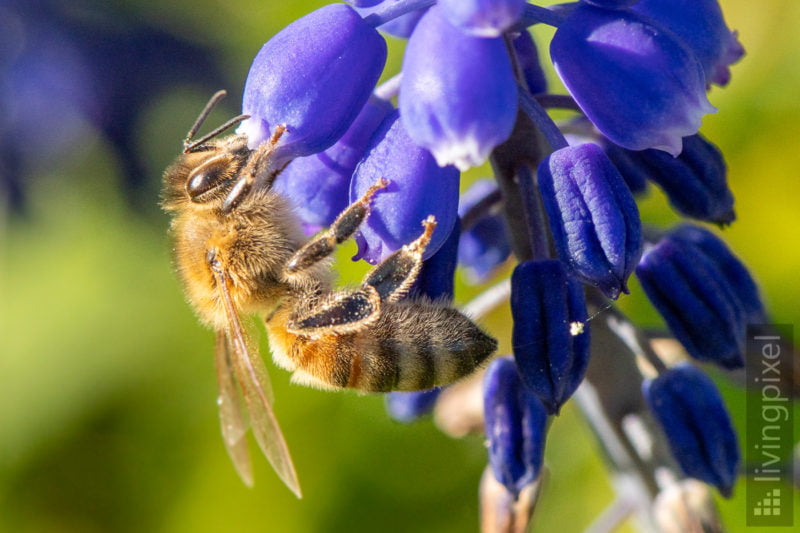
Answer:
xmin=2 ymin=1 xmax=799 ymax=531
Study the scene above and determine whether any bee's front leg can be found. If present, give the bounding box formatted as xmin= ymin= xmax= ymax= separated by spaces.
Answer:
xmin=222 ymin=125 xmax=288 ymax=213
xmin=283 ymin=178 xmax=389 ymax=276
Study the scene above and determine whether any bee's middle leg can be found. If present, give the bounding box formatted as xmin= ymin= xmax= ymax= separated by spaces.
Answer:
xmin=284 ymin=178 xmax=389 ymax=276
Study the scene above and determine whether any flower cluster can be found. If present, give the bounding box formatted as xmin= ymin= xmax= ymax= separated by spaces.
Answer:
xmin=237 ymin=0 xmax=756 ymax=528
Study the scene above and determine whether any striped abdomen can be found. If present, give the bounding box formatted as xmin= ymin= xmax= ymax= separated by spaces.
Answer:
xmin=266 ymin=300 xmax=497 ymax=392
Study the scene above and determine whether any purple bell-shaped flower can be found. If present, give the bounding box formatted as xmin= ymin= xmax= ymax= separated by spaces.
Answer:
xmin=438 ymin=0 xmax=527 ymax=37
xmin=633 ymin=0 xmax=745 ymax=87
xmin=350 ymin=110 xmax=460 ymax=264
xmin=511 ymin=260 xmax=590 ymax=415
xmin=399 ymin=6 xmax=518 ymax=170
xmin=239 ymin=4 xmax=387 ymax=162
xmin=272 ymin=96 xmax=393 ymax=230
xmin=644 ymin=363 xmax=740 ymax=497
xmin=484 ymin=356 xmax=549 ymax=496
xmin=550 ymin=4 xmax=716 ymax=156
xmin=538 ymin=143 xmax=642 ymax=299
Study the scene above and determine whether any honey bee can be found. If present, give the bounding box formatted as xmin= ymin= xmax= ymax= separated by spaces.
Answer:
xmin=161 ymin=91 xmax=497 ymax=497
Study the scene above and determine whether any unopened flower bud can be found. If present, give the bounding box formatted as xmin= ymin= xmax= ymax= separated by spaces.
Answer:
xmin=644 ymin=363 xmax=740 ymax=497
xmin=538 ymin=143 xmax=642 ymax=299
xmin=511 ymin=260 xmax=590 ymax=414
xmin=484 ymin=357 xmax=549 ymax=495
xmin=636 ymin=234 xmax=746 ymax=369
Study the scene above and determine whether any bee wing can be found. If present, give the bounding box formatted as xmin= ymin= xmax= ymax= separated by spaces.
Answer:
xmin=215 ymin=331 xmax=254 ymax=487
xmin=212 ymin=266 xmax=302 ymax=498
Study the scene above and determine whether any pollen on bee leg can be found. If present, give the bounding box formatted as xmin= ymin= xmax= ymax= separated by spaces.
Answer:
xmin=403 ymin=215 xmax=437 ymax=255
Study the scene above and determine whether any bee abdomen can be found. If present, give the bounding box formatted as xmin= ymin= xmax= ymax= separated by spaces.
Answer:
xmin=343 ymin=301 xmax=497 ymax=392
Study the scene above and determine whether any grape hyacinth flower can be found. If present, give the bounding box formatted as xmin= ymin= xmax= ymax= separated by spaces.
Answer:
xmin=350 ymin=109 xmax=460 ymax=264
xmin=239 ymin=4 xmax=387 ymax=162
xmin=400 ymin=5 xmax=518 ymax=170
xmin=614 ymin=134 xmax=735 ymax=225
xmin=550 ymin=4 xmax=716 ymax=155
xmin=272 ymin=96 xmax=393 ymax=231
xmin=632 ymin=0 xmax=745 ymax=87
xmin=230 ymin=0 xmax=763 ymax=528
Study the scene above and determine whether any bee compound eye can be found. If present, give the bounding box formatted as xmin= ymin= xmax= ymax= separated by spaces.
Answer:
xmin=186 ymin=157 xmax=232 ymax=201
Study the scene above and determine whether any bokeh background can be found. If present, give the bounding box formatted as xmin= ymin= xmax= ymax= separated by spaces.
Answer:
xmin=2 ymin=0 xmax=799 ymax=531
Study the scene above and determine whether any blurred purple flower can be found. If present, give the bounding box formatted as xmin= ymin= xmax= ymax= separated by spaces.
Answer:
xmin=457 ymin=180 xmax=511 ymax=282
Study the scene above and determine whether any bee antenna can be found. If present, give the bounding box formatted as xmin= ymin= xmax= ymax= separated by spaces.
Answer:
xmin=182 ymin=91 xmax=251 ymax=154
xmin=184 ymin=114 xmax=251 ymax=154
xmin=185 ymin=91 xmax=227 ymax=145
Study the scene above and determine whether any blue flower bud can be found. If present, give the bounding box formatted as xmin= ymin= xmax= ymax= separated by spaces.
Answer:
xmin=550 ymin=4 xmax=716 ymax=156
xmin=438 ymin=0 xmax=526 ymax=37
xmin=239 ymin=4 xmax=387 ymax=161
xmin=633 ymin=0 xmax=745 ymax=87
xmin=351 ymin=110 xmax=460 ymax=264
xmin=627 ymin=135 xmax=735 ymax=225
xmin=636 ymin=234 xmax=746 ymax=369
xmin=386 ymin=388 xmax=442 ymax=423
xmin=399 ymin=6 xmax=518 ymax=170
xmin=601 ymin=141 xmax=650 ymax=196
xmin=643 ymin=363 xmax=740 ymax=497
xmin=458 ymin=180 xmax=511 ymax=282
xmin=538 ymin=144 xmax=642 ymax=299
xmin=484 ymin=357 xmax=548 ymax=496
xmin=512 ymin=30 xmax=548 ymax=95
xmin=413 ymin=218 xmax=461 ymax=301
xmin=272 ymin=96 xmax=394 ymax=229
xmin=511 ymin=260 xmax=590 ymax=415
xmin=668 ymin=225 xmax=765 ymax=322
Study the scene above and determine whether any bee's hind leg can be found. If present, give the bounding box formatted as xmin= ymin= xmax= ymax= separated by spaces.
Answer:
xmin=286 ymin=286 xmax=381 ymax=336
xmin=283 ymin=178 xmax=389 ymax=276
xmin=361 ymin=216 xmax=437 ymax=303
